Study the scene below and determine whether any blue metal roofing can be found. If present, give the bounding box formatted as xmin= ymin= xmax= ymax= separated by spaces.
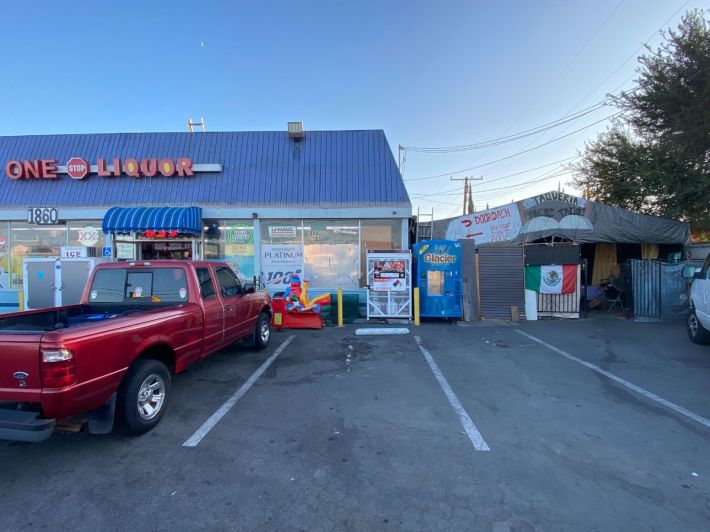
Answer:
xmin=0 ymin=130 xmax=410 ymax=209
xmin=102 ymin=206 xmax=202 ymax=235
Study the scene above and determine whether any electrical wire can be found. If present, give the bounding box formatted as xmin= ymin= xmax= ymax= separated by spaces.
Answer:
xmin=558 ymin=0 xmax=691 ymax=119
xmin=405 ymin=1 xmax=690 ymax=183
xmin=401 ymin=101 xmax=608 ymax=153
xmin=498 ymin=0 xmax=626 ymax=137
xmin=404 ymin=112 xmax=620 ymax=182
xmin=414 ymin=166 xmax=571 ymax=206
xmin=410 ymin=155 xmax=581 ymax=199
xmin=409 ymin=0 xmax=691 ymax=210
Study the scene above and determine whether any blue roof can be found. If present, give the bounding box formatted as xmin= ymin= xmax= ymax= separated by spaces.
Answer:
xmin=0 ymin=130 xmax=410 ymax=209
xmin=102 ymin=206 xmax=202 ymax=235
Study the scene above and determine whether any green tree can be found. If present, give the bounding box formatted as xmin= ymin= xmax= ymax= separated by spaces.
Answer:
xmin=574 ymin=10 xmax=710 ymax=234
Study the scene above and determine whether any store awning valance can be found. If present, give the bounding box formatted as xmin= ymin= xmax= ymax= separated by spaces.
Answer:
xmin=102 ymin=206 xmax=202 ymax=236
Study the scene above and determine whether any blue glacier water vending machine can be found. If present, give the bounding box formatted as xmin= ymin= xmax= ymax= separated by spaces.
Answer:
xmin=412 ymin=240 xmax=463 ymax=319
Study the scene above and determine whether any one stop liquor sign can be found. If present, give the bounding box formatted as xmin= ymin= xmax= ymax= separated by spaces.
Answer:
xmin=66 ymin=157 xmax=90 ymax=179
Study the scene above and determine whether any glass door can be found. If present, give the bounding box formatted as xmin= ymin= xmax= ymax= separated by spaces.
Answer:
xmin=140 ymin=241 xmax=193 ymax=260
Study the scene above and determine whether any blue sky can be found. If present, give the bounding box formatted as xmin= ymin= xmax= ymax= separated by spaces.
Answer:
xmin=0 ymin=0 xmax=704 ymax=218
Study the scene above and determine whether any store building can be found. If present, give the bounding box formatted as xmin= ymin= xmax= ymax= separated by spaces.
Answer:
xmin=0 ymin=125 xmax=411 ymax=308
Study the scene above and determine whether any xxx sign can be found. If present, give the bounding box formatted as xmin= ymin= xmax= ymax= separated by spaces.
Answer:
xmin=78 ymin=226 xmax=100 ymax=247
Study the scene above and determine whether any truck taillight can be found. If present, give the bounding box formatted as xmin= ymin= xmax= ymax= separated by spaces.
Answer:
xmin=41 ymin=348 xmax=76 ymax=388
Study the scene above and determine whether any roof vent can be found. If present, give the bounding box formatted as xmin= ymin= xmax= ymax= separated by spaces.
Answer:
xmin=288 ymin=121 xmax=304 ymax=141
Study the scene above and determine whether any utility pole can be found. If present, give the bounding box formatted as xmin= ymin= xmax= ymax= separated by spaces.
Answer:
xmin=450 ymin=176 xmax=483 ymax=215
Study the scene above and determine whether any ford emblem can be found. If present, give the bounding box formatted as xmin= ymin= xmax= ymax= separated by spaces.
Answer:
xmin=13 ymin=371 xmax=29 ymax=380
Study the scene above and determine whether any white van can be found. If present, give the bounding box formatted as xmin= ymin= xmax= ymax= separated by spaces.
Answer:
xmin=684 ymin=253 xmax=710 ymax=344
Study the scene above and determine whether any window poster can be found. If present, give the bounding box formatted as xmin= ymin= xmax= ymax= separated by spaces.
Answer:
xmin=224 ymin=223 xmax=254 ymax=281
xmin=261 ymin=243 xmax=303 ymax=289
xmin=372 ymin=259 xmax=407 ymax=291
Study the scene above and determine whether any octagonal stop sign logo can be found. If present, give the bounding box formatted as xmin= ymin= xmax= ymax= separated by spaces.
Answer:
xmin=66 ymin=157 xmax=90 ymax=179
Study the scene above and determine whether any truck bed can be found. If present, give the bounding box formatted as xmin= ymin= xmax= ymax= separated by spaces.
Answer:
xmin=0 ymin=303 xmax=184 ymax=334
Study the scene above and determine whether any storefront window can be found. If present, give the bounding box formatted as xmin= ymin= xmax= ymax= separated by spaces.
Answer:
xmin=360 ymin=220 xmax=403 ymax=287
xmin=203 ymin=220 xmax=255 ymax=282
xmin=0 ymin=223 xmax=8 ymax=289
xmin=304 ymin=219 xmax=359 ymax=289
xmin=260 ymin=220 xmax=303 ymax=290
xmin=68 ymin=221 xmax=104 ymax=258
xmin=10 ymin=223 xmax=68 ymax=288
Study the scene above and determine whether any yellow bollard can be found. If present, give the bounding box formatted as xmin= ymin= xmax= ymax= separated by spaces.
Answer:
xmin=413 ymin=287 xmax=420 ymax=326
xmin=337 ymin=288 xmax=343 ymax=327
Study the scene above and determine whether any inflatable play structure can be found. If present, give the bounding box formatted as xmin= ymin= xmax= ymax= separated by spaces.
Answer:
xmin=271 ymin=274 xmax=331 ymax=329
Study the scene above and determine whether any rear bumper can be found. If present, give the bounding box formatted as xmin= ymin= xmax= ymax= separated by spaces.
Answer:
xmin=0 ymin=407 xmax=55 ymax=443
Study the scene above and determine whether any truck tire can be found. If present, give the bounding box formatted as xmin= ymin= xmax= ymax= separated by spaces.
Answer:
xmin=252 ymin=312 xmax=271 ymax=351
xmin=117 ymin=359 xmax=171 ymax=435
xmin=687 ymin=309 xmax=710 ymax=345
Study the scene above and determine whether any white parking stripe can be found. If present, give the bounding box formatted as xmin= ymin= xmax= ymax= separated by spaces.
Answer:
xmin=182 ymin=335 xmax=295 ymax=447
xmin=516 ymin=330 xmax=710 ymax=431
xmin=414 ymin=336 xmax=490 ymax=451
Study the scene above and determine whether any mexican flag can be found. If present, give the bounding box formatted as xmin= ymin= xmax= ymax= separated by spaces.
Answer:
xmin=525 ymin=265 xmax=577 ymax=294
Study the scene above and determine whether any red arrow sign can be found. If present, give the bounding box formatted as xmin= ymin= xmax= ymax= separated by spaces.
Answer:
xmin=465 ymin=232 xmax=483 ymax=238
xmin=461 ymin=219 xmax=473 ymax=227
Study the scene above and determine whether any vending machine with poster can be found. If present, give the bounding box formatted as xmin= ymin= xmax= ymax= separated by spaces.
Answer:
xmin=366 ymin=250 xmax=412 ymax=320
xmin=412 ymin=240 xmax=463 ymax=319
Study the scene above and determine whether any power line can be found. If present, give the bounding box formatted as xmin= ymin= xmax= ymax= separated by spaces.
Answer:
xmin=404 ymin=112 xmax=620 ymax=182
xmin=414 ymin=166 xmax=571 ymax=205
xmin=401 ymin=101 xmax=608 ymax=153
xmin=559 ymin=0 xmax=691 ymax=118
xmin=487 ymin=0 xmax=693 ymax=183
xmin=425 ymin=1 xmax=689 ymax=181
xmin=477 ymin=155 xmax=580 ymax=184
xmin=498 ymin=0 xmax=626 ymax=137
xmin=475 ymin=171 xmax=571 ymax=198
xmin=410 ymin=155 xmax=581 ymax=198
xmin=414 ymin=171 xmax=571 ymax=207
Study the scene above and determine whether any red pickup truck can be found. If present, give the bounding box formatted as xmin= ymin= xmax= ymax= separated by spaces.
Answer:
xmin=0 ymin=260 xmax=272 ymax=442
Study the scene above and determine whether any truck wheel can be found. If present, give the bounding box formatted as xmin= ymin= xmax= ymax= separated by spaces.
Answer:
xmin=252 ymin=313 xmax=271 ymax=351
xmin=688 ymin=310 xmax=710 ymax=345
xmin=117 ymin=359 xmax=171 ymax=435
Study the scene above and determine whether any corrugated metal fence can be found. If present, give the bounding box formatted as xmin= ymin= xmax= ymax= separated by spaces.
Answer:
xmin=628 ymin=259 xmax=687 ymax=322
xmin=478 ymin=246 xmax=525 ymax=319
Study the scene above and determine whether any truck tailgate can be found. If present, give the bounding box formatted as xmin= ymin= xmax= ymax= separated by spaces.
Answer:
xmin=0 ymin=334 xmax=43 ymax=402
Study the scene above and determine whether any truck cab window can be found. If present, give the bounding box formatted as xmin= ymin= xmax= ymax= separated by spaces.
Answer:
xmin=216 ymin=267 xmax=242 ymax=298
xmin=196 ymin=267 xmax=216 ymax=300
xmin=89 ymin=268 xmax=188 ymax=303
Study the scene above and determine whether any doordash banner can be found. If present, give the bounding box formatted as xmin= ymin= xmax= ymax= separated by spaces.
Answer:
xmin=446 ymin=202 xmax=522 ymax=244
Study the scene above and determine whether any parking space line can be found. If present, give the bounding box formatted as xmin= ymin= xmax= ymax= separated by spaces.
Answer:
xmin=414 ymin=336 xmax=490 ymax=451
xmin=516 ymin=330 xmax=710 ymax=431
xmin=182 ymin=335 xmax=296 ymax=447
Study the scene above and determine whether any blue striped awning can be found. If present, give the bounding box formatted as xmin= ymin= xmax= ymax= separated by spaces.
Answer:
xmin=102 ymin=206 xmax=202 ymax=236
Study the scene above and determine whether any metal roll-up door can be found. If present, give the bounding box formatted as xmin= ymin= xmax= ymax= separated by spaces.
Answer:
xmin=478 ymin=246 xmax=525 ymax=319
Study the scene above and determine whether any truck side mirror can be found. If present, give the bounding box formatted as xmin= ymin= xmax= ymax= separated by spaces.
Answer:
xmin=243 ymin=282 xmax=256 ymax=294
xmin=682 ymin=265 xmax=699 ymax=279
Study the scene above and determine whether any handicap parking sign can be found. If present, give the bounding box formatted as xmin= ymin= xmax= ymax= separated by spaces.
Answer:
xmin=102 ymin=246 xmax=113 ymax=257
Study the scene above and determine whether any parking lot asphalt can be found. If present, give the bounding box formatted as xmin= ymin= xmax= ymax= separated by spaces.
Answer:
xmin=1 ymin=315 xmax=709 ymax=531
